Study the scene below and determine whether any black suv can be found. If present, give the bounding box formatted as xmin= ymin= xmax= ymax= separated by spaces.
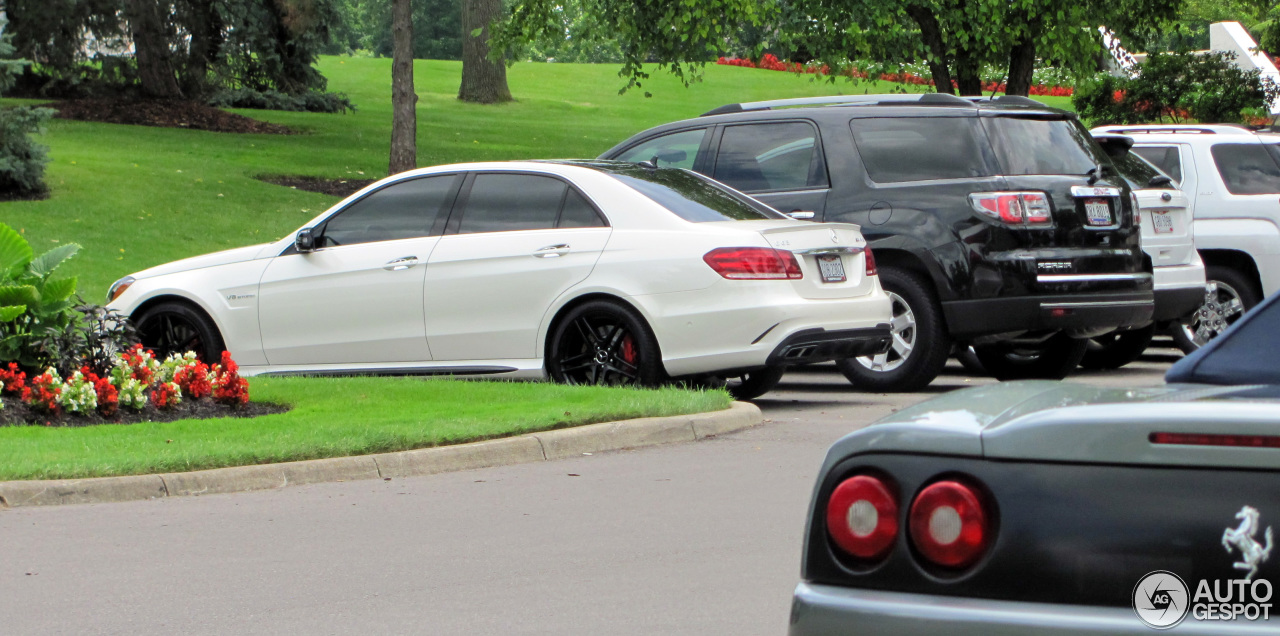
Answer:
xmin=600 ymin=94 xmax=1154 ymax=391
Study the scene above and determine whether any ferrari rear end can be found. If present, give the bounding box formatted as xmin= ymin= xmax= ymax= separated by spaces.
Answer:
xmin=792 ymin=382 xmax=1280 ymax=635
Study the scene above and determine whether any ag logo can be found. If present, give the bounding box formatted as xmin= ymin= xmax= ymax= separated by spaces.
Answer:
xmin=1133 ymin=570 xmax=1191 ymax=629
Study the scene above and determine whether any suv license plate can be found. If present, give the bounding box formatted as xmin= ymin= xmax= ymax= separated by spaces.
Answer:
xmin=817 ymin=254 xmax=846 ymax=283
xmin=1084 ymin=198 xmax=1113 ymax=226
xmin=1152 ymin=210 xmax=1174 ymax=234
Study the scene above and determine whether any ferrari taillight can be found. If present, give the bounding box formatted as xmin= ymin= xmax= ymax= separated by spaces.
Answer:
xmin=825 ymin=474 xmax=898 ymax=560
xmin=908 ymin=479 xmax=991 ymax=569
xmin=703 ymin=247 xmax=803 ymax=280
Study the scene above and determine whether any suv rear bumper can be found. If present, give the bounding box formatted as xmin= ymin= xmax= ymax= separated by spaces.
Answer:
xmin=943 ymin=291 xmax=1154 ymax=339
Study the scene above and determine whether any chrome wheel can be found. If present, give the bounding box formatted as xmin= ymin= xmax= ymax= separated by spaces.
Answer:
xmin=1179 ymin=281 xmax=1247 ymax=348
xmin=855 ymin=291 xmax=915 ymax=373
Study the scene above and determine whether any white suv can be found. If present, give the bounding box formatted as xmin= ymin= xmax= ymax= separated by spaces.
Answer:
xmin=1092 ymin=124 xmax=1280 ymax=350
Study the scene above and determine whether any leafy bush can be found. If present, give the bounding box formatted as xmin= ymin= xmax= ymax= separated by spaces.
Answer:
xmin=0 ymin=222 xmax=135 ymax=374
xmin=0 ymin=106 xmax=54 ymax=196
xmin=206 ymin=88 xmax=355 ymax=114
xmin=1074 ymin=51 xmax=1280 ymax=125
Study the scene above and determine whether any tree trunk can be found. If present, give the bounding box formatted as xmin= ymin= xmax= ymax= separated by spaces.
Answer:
xmin=126 ymin=0 xmax=183 ymax=99
xmin=458 ymin=0 xmax=513 ymax=103
xmin=183 ymin=0 xmax=222 ymax=97
xmin=1005 ymin=20 xmax=1041 ymax=96
xmin=953 ymin=51 xmax=983 ymax=96
xmin=905 ymin=5 xmax=954 ymax=95
xmin=389 ymin=0 xmax=417 ymax=175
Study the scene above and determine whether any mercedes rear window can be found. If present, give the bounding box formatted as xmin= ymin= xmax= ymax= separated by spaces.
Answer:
xmin=611 ymin=170 xmax=786 ymax=222
xmin=983 ymin=117 xmax=1107 ymax=176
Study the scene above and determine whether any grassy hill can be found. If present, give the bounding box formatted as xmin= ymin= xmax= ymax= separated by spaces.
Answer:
xmin=2 ymin=57 xmax=1073 ymax=298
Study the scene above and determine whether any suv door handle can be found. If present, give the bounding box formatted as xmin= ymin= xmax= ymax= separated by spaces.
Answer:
xmin=533 ymin=244 xmax=570 ymax=258
xmin=383 ymin=256 xmax=419 ymax=271
xmin=786 ymin=210 xmax=816 ymax=220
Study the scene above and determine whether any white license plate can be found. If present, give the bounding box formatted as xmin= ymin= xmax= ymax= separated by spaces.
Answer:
xmin=1084 ymin=199 xmax=1113 ymax=226
xmin=817 ymin=254 xmax=846 ymax=283
xmin=1152 ymin=211 xmax=1174 ymax=234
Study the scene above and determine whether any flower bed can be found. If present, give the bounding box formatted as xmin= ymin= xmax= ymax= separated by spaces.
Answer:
xmin=0 ymin=347 xmax=282 ymax=427
xmin=715 ymin=54 xmax=1076 ymax=96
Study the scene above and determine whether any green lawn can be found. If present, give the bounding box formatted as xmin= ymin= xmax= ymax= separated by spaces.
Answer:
xmin=2 ymin=57 xmax=1070 ymax=298
xmin=0 ymin=377 xmax=731 ymax=480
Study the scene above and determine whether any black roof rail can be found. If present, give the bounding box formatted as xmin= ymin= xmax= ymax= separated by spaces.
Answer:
xmin=963 ymin=95 xmax=1049 ymax=107
xmin=699 ymin=92 xmax=971 ymax=117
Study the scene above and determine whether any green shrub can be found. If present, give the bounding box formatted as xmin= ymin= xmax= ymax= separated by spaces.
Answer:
xmin=0 ymin=106 xmax=53 ymax=196
xmin=206 ymin=88 xmax=355 ymax=113
xmin=0 ymin=221 xmax=134 ymax=374
xmin=1074 ymin=51 xmax=1280 ymax=126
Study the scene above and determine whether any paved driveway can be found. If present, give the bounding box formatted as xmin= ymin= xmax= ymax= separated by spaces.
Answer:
xmin=0 ymin=351 xmax=1177 ymax=635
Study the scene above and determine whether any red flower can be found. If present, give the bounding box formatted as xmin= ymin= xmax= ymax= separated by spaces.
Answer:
xmin=0 ymin=363 xmax=26 ymax=397
xmin=211 ymin=351 xmax=250 ymax=407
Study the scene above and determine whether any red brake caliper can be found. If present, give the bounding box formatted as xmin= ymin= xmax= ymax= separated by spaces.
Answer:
xmin=621 ymin=335 xmax=637 ymax=366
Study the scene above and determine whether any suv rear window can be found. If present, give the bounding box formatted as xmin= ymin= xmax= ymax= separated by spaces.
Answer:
xmin=611 ymin=170 xmax=785 ymax=222
xmin=1113 ymin=151 xmax=1165 ymax=190
xmin=849 ymin=117 xmax=991 ymax=183
xmin=983 ymin=117 xmax=1106 ymax=176
xmin=1212 ymin=143 xmax=1280 ymax=195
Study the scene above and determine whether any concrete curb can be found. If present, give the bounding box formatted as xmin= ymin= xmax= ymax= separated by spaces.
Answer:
xmin=0 ymin=402 xmax=762 ymax=508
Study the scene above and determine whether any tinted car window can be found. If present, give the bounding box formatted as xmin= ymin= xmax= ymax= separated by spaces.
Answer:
xmin=1212 ymin=143 xmax=1280 ymax=195
xmin=459 ymin=174 xmax=567 ymax=234
xmin=713 ymin=122 xmax=827 ymax=192
xmin=321 ymin=175 xmax=456 ymax=246
xmin=983 ymin=117 xmax=1106 ymax=176
xmin=1113 ymin=151 xmax=1166 ymax=190
xmin=849 ymin=117 xmax=991 ymax=183
xmin=1132 ymin=145 xmax=1183 ymax=183
xmin=615 ymin=129 xmax=706 ymax=169
xmin=558 ymin=189 xmax=606 ymax=228
xmin=612 ymin=170 xmax=786 ymax=222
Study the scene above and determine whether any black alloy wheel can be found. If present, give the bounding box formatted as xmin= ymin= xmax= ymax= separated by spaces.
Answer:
xmin=722 ymin=366 xmax=786 ymax=400
xmin=547 ymin=300 xmax=663 ymax=387
xmin=972 ymin=333 xmax=1089 ymax=381
xmin=133 ymin=301 xmax=225 ymax=363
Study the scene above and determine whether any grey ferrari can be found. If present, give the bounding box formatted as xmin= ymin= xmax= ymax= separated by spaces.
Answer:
xmin=791 ymin=291 xmax=1280 ymax=634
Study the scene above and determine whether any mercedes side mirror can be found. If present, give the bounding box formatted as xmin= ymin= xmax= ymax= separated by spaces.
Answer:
xmin=1148 ymin=175 xmax=1173 ymax=188
xmin=295 ymin=228 xmax=316 ymax=252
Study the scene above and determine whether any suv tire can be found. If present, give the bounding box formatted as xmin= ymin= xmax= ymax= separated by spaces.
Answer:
xmin=973 ymin=333 xmax=1089 ymax=381
xmin=1171 ymin=264 xmax=1261 ymax=354
xmin=1081 ymin=324 xmax=1156 ymax=370
xmin=836 ymin=268 xmax=950 ymax=392
xmin=722 ymin=366 xmax=787 ymax=400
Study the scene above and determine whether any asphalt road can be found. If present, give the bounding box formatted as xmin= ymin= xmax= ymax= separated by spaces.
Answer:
xmin=0 ymin=348 xmax=1179 ymax=636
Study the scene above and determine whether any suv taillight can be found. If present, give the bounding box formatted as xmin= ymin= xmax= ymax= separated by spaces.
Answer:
xmin=908 ymin=479 xmax=991 ymax=568
xmin=1130 ymin=191 xmax=1141 ymax=227
xmin=826 ymin=474 xmax=898 ymax=560
xmin=703 ymin=247 xmax=803 ymax=280
xmin=968 ymin=192 xmax=1054 ymax=227
xmin=864 ymin=246 xmax=877 ymax=277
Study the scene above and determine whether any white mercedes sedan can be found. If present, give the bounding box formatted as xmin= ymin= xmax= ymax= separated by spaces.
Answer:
xmin=107 ymin=160 xmax=892 ymax=398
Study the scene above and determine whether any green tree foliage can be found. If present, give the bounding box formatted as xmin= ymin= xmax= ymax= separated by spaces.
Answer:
xmin=1073 ymin=51 xmax=1280 ymax=125
xmin=0 ymin=16 xmax=53 ymax=197
xmin=499 ymin=0 xmax=1180 ymax=97
xmin=496 ymin=0 xmax=768 ymax=95
xmin=6 ymin=0 xmax=347 ymax=107
xmin=328 ymin=0 xmax=463 ymax=60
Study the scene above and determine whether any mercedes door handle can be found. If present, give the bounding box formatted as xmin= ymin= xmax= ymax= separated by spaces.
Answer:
xmin=383 ymin=256 xmax=419 ymax=271
xmin=533 ymin=244 xmax=570 ymax=258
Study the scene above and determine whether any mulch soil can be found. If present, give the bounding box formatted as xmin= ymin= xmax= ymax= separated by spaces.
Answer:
xmin=0 ymin=398 xmax=289 ymax=428
xmin=51 ymin=98 xmax=297 ymax=135
xmin=260 ymin=175 xmax=378 ymax=198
